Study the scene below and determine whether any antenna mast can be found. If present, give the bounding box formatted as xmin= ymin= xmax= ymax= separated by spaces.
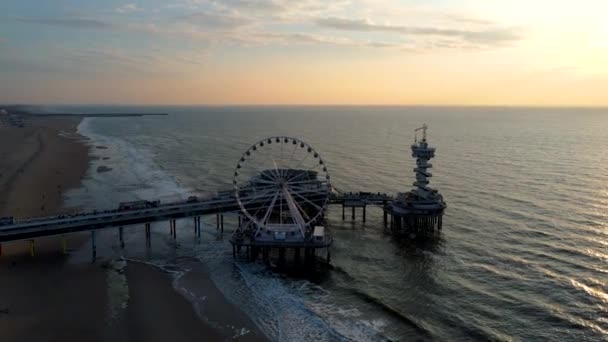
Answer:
xmin=414 ymin=123 xmax=428 ymax=142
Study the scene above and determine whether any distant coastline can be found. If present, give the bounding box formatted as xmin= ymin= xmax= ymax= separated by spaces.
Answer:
xmin=0 ymin=104 xmax=168 ymax=118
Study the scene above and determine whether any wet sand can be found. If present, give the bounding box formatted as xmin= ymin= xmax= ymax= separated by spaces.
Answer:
xmin=0 ymin=116 xmax=269 ymax=341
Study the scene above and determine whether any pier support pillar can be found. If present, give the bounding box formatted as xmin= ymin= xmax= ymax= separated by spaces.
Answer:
xmin=29 ymin=240 xmax=36 ymax=257
xmin=170 ymin=219 xmax=176 ymax=239
xmin=438 ymin=216 xmax=442 ymax=230
xmin=91 ymin=231 xmax=97 ymax=261
xmin=342 ymin=205 xmax=345 ymax=220
xmin=362 ymin=205 xmax=366 ymax=222
xmin=351 ymin=206 xmax=355 ymax=220
xmin=145 ymin=223 xmax=151 ymax=245
xmin=220 ymin=214 xmax=224 ymax=233
xmin=194 ymin=217 xmax=202 ymax=237
xmin=0 ymin=243 xmax=2 ymax=257
xmin=383 ymin=211 xmax=387 ymax=228
xmin=216 ymin=213 xmax=220 ymax=230
xmin=62 ymin=237 xmax=67 ymax=255
xmin=119 ymin=227 xmax=124 ymax=248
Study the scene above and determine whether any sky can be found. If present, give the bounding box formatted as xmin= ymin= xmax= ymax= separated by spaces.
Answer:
xmin=0 ymin=0 xmax=607 ymax=106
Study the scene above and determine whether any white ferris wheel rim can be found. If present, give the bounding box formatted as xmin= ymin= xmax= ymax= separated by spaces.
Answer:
xmin=233 ymin=136 xmax=331 ymax=230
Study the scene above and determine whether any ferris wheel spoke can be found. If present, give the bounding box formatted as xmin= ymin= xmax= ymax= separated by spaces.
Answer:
xmin=247 ymin=190 xmax=279 ymax=225
xmin=286 ymin=142 xmax=298 ymax=169
xmin=248 ymin=178 xmax=279 ymax=186
xmin=279 ymin=189 xmax=283 ymax=225
xmin=271 ymin=159 xmax=284 ymax=182
xmin=289 ymin=151 xmax=311 ymax=178
xmin=282 ymin=142 xmax=307 ymax=181
xmin=280 ymin=139 xmax=284 ymax=168
xmin=288 ymin=185 xmax=329 ymax=197
xmin=261 ymin=190 xmax=280 ymax=225
xmin=251 ymin=163 xmax=280 ymax=182
xmin=285 ymin=179 xmax=322 ymax=186
xmin=287 ymin=187 xmax=323 ymax=211
xmin=282 ymin=188 xmax=310 ymax=226
xmin=285 ymin=168 xmax=309 ymax=184
xmin=241 ymin=188 xmax=277 ymax=205
xmin=244 ymin=183 xmax=278 ymax=197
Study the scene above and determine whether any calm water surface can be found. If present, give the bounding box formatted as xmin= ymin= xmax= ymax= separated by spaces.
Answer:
xmin=59 ymin=106 xmax=608 ymax=341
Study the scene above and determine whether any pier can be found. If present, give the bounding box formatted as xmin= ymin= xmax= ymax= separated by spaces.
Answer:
xmin=0 ymin=130 xmax=446 ymax=262
xmin=0 ymin=190 xmax=389 ymax=255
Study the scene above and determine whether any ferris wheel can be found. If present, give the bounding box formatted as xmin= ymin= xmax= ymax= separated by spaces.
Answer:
xmin=233 ymin=136 xmax=331 ymax=237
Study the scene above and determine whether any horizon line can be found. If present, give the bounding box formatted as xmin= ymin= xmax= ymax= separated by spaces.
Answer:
xmin=2 ymin=103 xmax=608 ymax=109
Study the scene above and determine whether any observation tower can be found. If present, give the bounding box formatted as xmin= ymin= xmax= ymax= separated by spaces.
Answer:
xmin=384 ymin=124 xmax=446 ymax=235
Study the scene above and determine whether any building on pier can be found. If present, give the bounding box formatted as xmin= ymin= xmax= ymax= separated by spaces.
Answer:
xmin=384 ymin=124 xmax=446 ymax=236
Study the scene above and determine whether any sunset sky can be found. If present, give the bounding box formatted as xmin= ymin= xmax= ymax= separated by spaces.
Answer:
xmin=1 ymin=0 xmax=607 ymax=106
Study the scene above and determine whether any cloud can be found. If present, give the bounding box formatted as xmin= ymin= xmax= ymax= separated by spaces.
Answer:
xmin=243 ymin=32 xmax=404 ymax=49
xmin=445 ymin=14 xmax=494 ymax=26
xmin=174 ymin=11 xmax=251 ymax=30
xmin=115 ymin=3 xmax=142 ymax=14
xmin=0 ymin=37 xmax=7 ymax=43
xmin=63 ymin=46 xmax=209 ymax=77
xmin=15 ymin=17 xmax=113 ymax=29
xmin=315 ymin=17 xmax=522 ymax=45
xmin=0 ymin=57 xmax=65 ymax=74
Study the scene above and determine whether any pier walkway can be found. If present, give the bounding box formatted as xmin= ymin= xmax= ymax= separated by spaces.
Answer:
xmin=0 ymin=191 xmax=393 ymax=244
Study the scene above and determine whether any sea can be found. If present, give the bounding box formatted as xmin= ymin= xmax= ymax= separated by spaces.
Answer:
xmin=50 ymin=105 xmax=607 ymax=341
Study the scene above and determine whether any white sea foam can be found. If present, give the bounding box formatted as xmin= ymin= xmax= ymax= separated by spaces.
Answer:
xmin=66 ymin=117 xmax=190 ymax=211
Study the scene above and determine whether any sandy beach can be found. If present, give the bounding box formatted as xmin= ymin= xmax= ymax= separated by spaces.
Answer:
xmin=0 ymin=116 xmax=268 ymax=342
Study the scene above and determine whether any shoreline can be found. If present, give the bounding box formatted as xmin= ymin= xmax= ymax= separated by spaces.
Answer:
xmin=0 ymin=116 xmax=270 ymax=342
xmin=0 ymin=116 xmax=91 ymax=257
